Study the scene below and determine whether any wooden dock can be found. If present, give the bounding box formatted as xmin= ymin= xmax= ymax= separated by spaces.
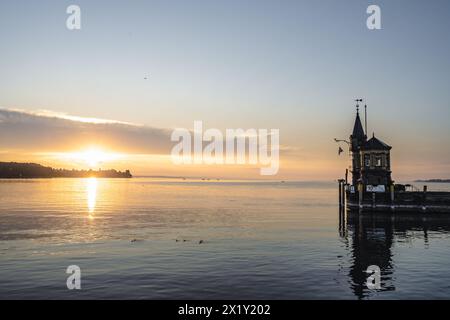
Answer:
xmin=338 ymin=180 xmax=450 ymax=213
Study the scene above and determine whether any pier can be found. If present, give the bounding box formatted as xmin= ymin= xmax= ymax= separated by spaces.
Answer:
xmin=338 ymin=179 xmax=450 ymax=213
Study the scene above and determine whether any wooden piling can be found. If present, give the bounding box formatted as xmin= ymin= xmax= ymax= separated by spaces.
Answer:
xmin=372 ymin=192 xmax=376 ymax=209
xmin=390 ymin=184 xmax=395 ymax=212
xmin=338 ymin=181 xmax=342 ymax=208
xmin=358 ymin=183 xmax=363 ymax=210
xmin=423 ymin=185 xmax=427 ymax=212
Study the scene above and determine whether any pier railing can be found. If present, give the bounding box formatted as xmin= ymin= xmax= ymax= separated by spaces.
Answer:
xmin=338 ymin=181 xmax=450 ymax=213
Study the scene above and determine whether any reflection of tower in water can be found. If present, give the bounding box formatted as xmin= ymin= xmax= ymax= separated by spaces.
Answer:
xmin=340 ymin=208 xmax=450 ymax=299
xmin=344 ymin=210 xmax=395 ymax=299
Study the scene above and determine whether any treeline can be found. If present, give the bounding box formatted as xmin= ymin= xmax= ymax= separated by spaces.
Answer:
xmin=0 ymin=162 xmax=132 ymax=178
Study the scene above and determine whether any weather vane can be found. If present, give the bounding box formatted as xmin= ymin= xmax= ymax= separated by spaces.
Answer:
xmin=355 ymin=98 xmax=363 ymax=112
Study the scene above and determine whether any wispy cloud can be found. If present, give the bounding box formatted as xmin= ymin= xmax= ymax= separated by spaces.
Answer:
xmin=0 ymin=108 xmax=173 ymax=154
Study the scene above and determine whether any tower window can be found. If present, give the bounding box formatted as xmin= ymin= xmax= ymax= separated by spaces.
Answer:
xmin=375 ymin=156 xmax=382 ymax=167
xmin=364 ymin=154 xmax=370 ymax=167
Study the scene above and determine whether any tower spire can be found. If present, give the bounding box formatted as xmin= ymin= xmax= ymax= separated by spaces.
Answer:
xmin=352 ymin=99 xmax=365 ymax=138
xmin=350 ymin=99 xmax=365 ymax=186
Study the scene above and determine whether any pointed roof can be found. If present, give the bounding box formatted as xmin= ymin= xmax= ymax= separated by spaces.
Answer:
xmin=364 ymin=134 xmax=391 ymax=150
xmin=351 ymin=109 xmax=365 ymax=139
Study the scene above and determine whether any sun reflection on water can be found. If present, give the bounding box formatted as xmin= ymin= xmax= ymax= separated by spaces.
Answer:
xmin=86 ymin=177 xmax=97 ymax=218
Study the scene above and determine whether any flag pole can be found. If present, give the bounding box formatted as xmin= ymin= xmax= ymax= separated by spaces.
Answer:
xmin=364 ymin=104 xmax=368 ymax=136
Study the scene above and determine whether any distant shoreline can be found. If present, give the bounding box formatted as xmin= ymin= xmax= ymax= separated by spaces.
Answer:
xmin=0 ymin=162 xmax=132 ymax=178
xmin=415 ymin=179 xmax=450 ymax=183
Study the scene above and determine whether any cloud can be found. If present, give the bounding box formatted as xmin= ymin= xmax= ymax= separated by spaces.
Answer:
xmin=0 ymin=108 xmax=173 ymax=154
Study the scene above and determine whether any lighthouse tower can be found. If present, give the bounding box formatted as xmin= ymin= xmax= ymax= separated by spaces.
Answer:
xmin=349 ymin=104 xmax=392 ymax=190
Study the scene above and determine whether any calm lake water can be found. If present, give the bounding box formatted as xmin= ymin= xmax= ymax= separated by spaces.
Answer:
xmin=1 ymin=178 xmax=450 ymax=299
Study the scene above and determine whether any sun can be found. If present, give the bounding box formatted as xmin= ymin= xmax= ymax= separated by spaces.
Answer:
xmin=64 ymin=147 xmax=123 ymax=168
xmin=82 ymin=149 xmax=107 ymax=167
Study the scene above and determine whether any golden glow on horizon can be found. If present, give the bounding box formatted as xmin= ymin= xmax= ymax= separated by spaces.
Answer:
xmin=58 ymin=148 xmax=124 ymax=168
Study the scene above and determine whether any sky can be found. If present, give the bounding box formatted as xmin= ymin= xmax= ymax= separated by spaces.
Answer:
xmin=0 ymin=0 xmax=450 ymax=180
